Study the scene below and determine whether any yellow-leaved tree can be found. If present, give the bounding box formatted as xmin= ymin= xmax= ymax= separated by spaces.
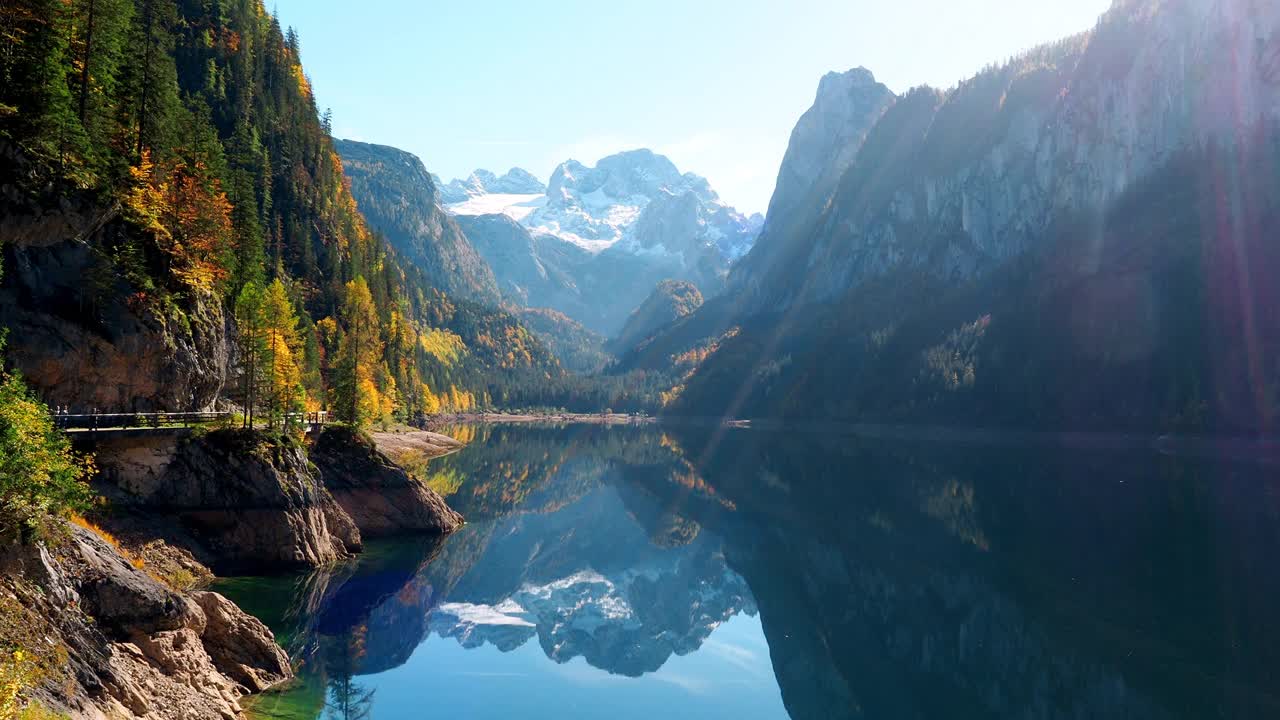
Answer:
xmin=331 ymin=277 xmax=394 ymax=429
xmin=233 ymin=278 xmax=306 ymax=430
xmin=259 ymin=279 xmax=305 ymax=429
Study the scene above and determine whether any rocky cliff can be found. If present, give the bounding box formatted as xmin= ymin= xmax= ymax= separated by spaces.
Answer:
xmin=0 ymin=525 xmax=291 ymax=719
xmin=667 ymin=0 xmax=1280 ymax=432
xmin=92 ymin=429 xmax=361 ymax=573
xmin=91 ymin=427 xmax=465 ymax=572
xmin=730 ymin=67 xmax=894 ymax=295
xmin=737 ymin=0 xmax=1280 ymax=309
xmin=311 ymin=426 xmax=464 ymax=538
xmin=453 ymin=212 xmax=588 ymax=311
xmin=0 ymin=191 xmax=228 ymax=413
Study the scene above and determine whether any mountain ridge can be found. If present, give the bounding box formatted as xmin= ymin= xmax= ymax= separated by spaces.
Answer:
xmin=437 ymin=167 xmax=546 ymax=204
xmin=642 ymin=0 xmax=1280 ymax=433
xmin=336 ymin=138 xmax=502 ymax=304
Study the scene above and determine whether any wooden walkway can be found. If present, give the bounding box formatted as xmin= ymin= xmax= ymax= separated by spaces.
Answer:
xmin=55 ymin=411 xmax=331 ymax=435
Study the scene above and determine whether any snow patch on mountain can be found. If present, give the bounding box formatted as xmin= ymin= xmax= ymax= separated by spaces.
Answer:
xmin=445 ymin=149 xmax=759 ymax=259
xmin=447 ymin=192 xmax=545 ymax=221
xmin=438 ymin=167 xmax=546 ymax=204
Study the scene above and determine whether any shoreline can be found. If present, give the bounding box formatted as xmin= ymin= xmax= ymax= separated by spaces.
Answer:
xmin=426 ymin=412 xmax=662 ymax=427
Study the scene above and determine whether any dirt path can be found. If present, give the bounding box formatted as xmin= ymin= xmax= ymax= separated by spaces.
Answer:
xmin=369 ymin=430 xmax=466 ymax=460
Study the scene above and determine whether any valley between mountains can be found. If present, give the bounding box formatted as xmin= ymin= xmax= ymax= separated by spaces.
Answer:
xmin=2 ymin=0 xmax=1279 ymax=718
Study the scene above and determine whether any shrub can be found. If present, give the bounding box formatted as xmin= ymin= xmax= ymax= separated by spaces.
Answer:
xmin=0 ymin=362 xmax=95 ymax=541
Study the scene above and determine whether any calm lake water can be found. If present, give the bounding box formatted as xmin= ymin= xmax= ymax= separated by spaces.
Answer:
xmin=218 ymin=423 xmax=1280 ymax=719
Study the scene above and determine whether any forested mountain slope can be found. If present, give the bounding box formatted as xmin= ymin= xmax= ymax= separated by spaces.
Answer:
xmin=334 ymin=138 xmax=501 ymax=305
xmin=651 ymin=0 xmax=1280 ymax=433
xmin=0 ymin=0 xmax=560 ymax=421
xmin=607 ymin=280 xmax=704 ymax=358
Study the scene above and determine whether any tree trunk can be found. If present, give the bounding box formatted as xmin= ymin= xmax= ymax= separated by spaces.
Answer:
xmin=78 ymin=0 xmax=96 ymax=124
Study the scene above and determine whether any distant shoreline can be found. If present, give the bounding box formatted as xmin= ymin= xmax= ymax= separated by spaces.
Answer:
xmin=426 ymin=412 xmax=662 ymax=427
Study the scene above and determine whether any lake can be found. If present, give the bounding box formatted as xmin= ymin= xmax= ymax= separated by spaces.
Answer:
xmin=218 ymin=423 xmax=1280 ymax=719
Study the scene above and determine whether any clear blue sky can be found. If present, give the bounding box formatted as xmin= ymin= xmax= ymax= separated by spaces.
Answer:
xmin=274 ymin=0 xmax=1111 ymax=214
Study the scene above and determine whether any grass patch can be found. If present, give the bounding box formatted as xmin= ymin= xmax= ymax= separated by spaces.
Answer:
xmin=67 ymin=515 xmax=145 ymax=571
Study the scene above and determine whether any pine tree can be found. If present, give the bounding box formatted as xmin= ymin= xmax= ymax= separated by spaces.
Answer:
xmin=69 ymin=0 xmax=132 ymax=173
xmin=225 ymin=121 xmax=266 ymax=292
xmin=233 ymin=280 xmax=265 ymax=428
xmin=0 ymin=0 xmax=83 ymax=175
xmin=121 ymin=0 xmax=179 ymax=163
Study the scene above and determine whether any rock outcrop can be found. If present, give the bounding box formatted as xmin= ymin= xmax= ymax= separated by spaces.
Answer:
xmin=93 ymin=429 xmax=361 ymax=573
xmin=0 ymin=525 xmax=290 ymax=719
xmin=312 ymin=426 xmax=464 ymax=538
xmin=731 ymin=67 xmax=893 ymax=296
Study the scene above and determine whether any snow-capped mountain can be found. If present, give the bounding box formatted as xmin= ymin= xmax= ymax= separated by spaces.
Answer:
xmin=445 ymin=149 xmax=761 ymax=260
xmin=436 ymin=167 xmax=546 ymax=204
xmin=424 ymin=481 xmax=756 ymax=676
xmin=440 ymin=150 xmax=761 ymax=335
xmin=429 ymin=564 xmax=753 ymax=677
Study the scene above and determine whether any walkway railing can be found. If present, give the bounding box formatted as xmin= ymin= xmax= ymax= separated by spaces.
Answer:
xmin=54 ymin=410 xmax=331 ymax=433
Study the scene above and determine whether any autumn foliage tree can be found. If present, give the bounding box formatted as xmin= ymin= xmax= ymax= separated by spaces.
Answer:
xmin=332 ymin=277 xmax=395 ymax=429
xmin=2 ymin=0 xmax=579 ymax=423
xmin=259 ymin=279 xmax=305 ymax=428
xmin=166 ymin=160 xmax=233 ymax=290
xmin=233 ymin=278 xmax=306 ymax=430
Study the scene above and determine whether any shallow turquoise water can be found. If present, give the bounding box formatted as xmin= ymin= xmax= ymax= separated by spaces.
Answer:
xmin=220 ymin=423 xmax=1280 ymax=719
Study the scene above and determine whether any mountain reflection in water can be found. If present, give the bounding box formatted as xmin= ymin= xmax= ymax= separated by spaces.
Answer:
xmin=220 ymin=424 xmax=1280 ymax=719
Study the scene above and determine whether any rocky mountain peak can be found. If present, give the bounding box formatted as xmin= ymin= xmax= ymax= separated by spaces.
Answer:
xmin=730 ymin=66 xmax=895 ymax=294
xmin=525 ymin=149 xmax=746 ymax=252
xmin=440 ymin=167 xmax=545 ymax=203
xmin=815 ymin=66 xmax=881 ymax=98
xmin=447 ymin=147 xmax=758 ymax=334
